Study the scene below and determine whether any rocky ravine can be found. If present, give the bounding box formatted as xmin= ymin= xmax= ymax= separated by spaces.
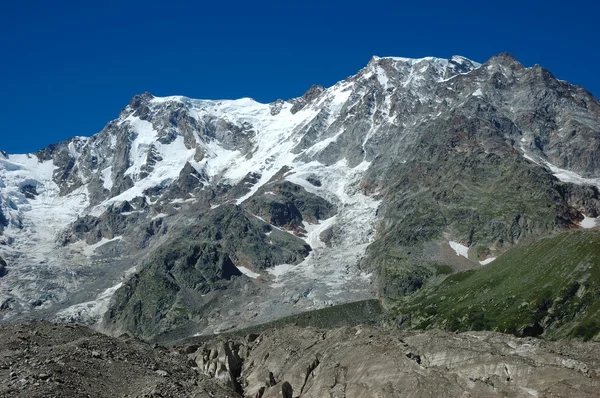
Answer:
xmin=0 ymin=53 xmax=600 ymax=340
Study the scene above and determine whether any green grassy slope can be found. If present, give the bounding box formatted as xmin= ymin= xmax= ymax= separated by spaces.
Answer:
xmin=389 ymin=230 xmax=600 ymax=340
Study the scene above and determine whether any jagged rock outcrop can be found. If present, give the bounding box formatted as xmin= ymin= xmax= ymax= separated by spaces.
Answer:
xmin=289 ymin=85 xmax=325 ymax=114
xmin=242 ymin=179 xmax=337 ymax=230
xmin=0 ymin=256 xmax=6 ymax=277
xmin=0 ymin=201 xmax=7 ymax=233
xmin=103 ymin=204 xmax=311 ymax=339
xmin=189 ymin=325 xmax=600 ymax=398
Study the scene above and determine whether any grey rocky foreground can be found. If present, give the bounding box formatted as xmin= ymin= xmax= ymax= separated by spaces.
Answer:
xmin=4 ymin=321 xmax=600 ymax=398
xmin=0 ymin=321 xmax=240 ymax=398
xmin=191 ymin=325 xmax=600 ymax=398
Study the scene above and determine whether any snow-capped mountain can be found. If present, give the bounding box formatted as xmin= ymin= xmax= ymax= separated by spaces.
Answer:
xmin=1 ymin=53 xmax=600 ymax=339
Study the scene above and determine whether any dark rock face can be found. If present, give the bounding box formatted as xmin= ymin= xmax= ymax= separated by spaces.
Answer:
xmin=290 ymin=85 xmax=325 ymax=114
xmin=195 ymin=205 xmax=311 ymax=269
xmin=281 ymin=381 xmax=293 ymax=398
xmin=162 ymin=162 xmax=207 ymax=200
xmin=0 ymin=256 xmax=6 ymax=277
xmin=103 ymin=205 xmax=311 ymax=338
xmin=242 ymin=180 xmax=337 ymax=229
xmin=0 ymin=202 xmax=7 ymax=233
xmin=60 ymin=198 xmax=159 ymax=247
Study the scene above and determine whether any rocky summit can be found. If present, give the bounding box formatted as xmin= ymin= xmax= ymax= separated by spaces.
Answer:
xmin=1 ymin=52 xmax=600 ymax=349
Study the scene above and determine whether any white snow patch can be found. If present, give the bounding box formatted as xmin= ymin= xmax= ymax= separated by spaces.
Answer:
xmin=266 ymin=158 xmax=381 ymax=302
xmin=120 ymin=210 xmax=144 ymax=216
xmin=170 ymin=197 xmax=196 ymax=204
xmin=544 ymin=161 xmax=600 ymax=188
xmin=82 ymin=236 xmax=123 ymax=256
xmin=522 ymin=152 xmax=538 ymax=163
xmin=54 ymin=282 xmax=123 ymax=323
xmin=0 ymin=153 xmax=90 ymax=262
xmin=479 ymin=257 xmax=496 ymax=265
xmin=150 ymin=95 xmax=184 ymax=104
xmin=101 ymin=166 xmax=113 ymax=190
xmin=375 ymin=65 xmax=389 ymax=88
xmin=93 ymin=134 xmax=196 ymax=213
xmin=472 ymin=88 xmax=483 ymax=97
xmin=124 ymin=116 xmax=158 ymax=178
xmin=579 ymin=216 xmax=599 ymax=229
xmin=237 ymin=266 xmax=260 ymax=279
xmin=151 ymin=213 xmax=168 ymax=220
xmin=449 ymin=241 xmax=469 ymax=259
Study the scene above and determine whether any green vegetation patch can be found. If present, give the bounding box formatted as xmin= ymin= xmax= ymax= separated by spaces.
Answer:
xmin=388 ymin=230 xmax=600 ymax=341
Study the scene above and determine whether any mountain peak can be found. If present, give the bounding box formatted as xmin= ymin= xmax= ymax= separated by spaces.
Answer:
xmin=369 ymin=54 xmax=479 ymax=68
xmin=289 ymin=84 xmax=326 ymax=114
xmin=129 ymin=92 xmax=154 ymax=108
xmin=365 ymin=54 xmax=481 ymax=86
xmin=486 ymin=52 xmax=524 ymax=69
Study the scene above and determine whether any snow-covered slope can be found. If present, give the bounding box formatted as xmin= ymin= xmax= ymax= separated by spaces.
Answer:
xmin=1 ymin=53 xmax=599 ymax=338
xmin=0 ymin=55 xmax=480 ymax=325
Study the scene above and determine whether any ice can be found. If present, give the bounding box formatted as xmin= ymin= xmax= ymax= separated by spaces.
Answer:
xmin=544 ymin=161 xmax=600 ymax=188
xmin=375 ymin=56 xmax=449 ymax=66
xmin=82 ymin=236 xmax=123 ymax=256
xmin=1 ymin=55 xmax=487 ymax=323
xmin=0 ymin=152 xmax=92 ymax=319
xmin=95 ymin=133 xmax=197 ymax=212
xmin=150 ymin=95 xmax=184 ymax=104
xmin=236 ymin=266 xmax=260 ymax=279
xmin=376 ymin=66 xmax=389 ymax=88
xmin=521 ymin=150 xmax=539 ymax=163
xmin=54 ymin=266 xmax=136 ymax=324
xmin=519 ymin=150 xmax=600 ymax=191
xmin=449 ymin=241 xmax=469 ymax=259
xmin=124 ymin=117 xmax=196 ymax=184
xmin=151 ymin=213 xmax=168 ymax=220
xmin=101 ymin=166 xmax=113 ymax=190
xmin=266 ymin=158 xmax=381 ymax=303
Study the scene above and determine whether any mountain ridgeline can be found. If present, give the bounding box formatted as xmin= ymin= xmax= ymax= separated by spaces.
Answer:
xmin=0 ymin=53 xmax=600 ymax=341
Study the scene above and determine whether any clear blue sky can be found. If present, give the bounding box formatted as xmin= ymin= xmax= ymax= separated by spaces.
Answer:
xmin=1 ymin=0 xmax=598 ymax=153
